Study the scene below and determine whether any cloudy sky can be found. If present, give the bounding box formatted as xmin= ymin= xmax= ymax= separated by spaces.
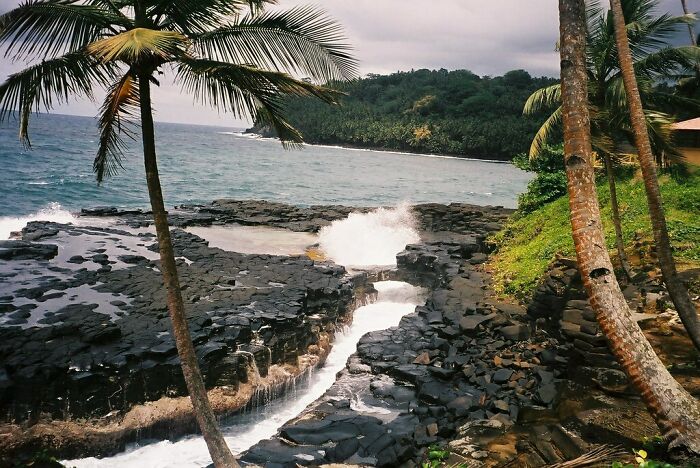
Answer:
xmin=0 ymin=0 xmax=696 ymax=126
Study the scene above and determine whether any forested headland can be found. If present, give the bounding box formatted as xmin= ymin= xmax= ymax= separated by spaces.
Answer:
xmin=246 ymin=68 xmax=558 ymax=161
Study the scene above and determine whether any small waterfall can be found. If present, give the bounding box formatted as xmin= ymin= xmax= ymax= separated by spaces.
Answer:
xmin=318 ymin=203 xmax=420 ymax=268
xmin=66 ymin=280 xmax=424 ymax=468
xmin=235 ymin=350 xmax=262 ymax=389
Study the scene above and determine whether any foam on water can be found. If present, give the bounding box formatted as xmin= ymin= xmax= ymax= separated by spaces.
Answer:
xmin=66 ymin=280 xmax=423 ymax=468
xmin=318 ymin=203 xmax=420 ymax=267
xmin=0 ymin=202 xmax=76 ymax=240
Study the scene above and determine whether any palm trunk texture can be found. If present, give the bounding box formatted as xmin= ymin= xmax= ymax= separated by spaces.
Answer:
xmin=559 ymin=0 xmax=700 ymax=455
xmin=609 ymin=0 xmax=700 ymax=352
xmin=139 ymin=73 xmax=239 ymax=468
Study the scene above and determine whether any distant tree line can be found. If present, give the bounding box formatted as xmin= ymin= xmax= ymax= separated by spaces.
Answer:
xmin=247 ymin=68 xmax=558 ymax=160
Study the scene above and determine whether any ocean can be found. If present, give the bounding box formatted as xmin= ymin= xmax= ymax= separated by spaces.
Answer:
xmin=0 ymin=113 xmax=531 ymax=237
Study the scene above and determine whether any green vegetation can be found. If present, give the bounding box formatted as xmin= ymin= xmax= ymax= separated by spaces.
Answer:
xmin=611 ymin=447 xmax=675 ymax=468
xmin=248 ymin=68 xmax=557 ymax=160
xmin=512 ymin=145 xmax=567 ymax=214
xmin=524 ymin=0 xmax=700 ymax=163
xmin=489 ymin=171 xmax=700 ymax=300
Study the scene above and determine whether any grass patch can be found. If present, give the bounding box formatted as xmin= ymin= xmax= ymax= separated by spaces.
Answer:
xmin=488 ymin=171 xmax=700 ymax=302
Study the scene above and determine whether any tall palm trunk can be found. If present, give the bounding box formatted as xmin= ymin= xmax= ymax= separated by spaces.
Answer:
xmin=602 ymin=152 xmax=632 ymax=280
xmin=139 ymin=72 xmax=239 ymax=468
xmin=680 ymin=0 xmax=697 ymax=46
xmin=559 ymin=0 xmax=700 ymax=456
xmin=609 ymin=0 xmax=700 ymax=352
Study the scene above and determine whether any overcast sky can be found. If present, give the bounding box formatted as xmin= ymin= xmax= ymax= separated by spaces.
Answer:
xmin=0 ymin=0 xmax=696 ymax=127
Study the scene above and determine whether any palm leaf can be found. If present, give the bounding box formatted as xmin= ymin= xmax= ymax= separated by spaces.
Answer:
xmin=0 ymin=50 xmax=116 ymax=146
xmin=149 ymin=0 xmax=273 ymax=34
xmin=193 ymin=5 xmax=358 ymax=82
xmin=642 ymin=110 xmax=684 ymax=167
xmin=87 ymin=28 xmax=186 ymax=63
xmin=147 ymin=0 xmax=276 ymax=36
xmin=529 ymin=106 xmax=561 ymax=158
xmin=177 ymin=58 xmax=341 ymax=144
xmin=94 ymin=71 xmax=140 ymax=183
xmin=523 ymin=83 xmax=561 ymax=115
xmin=0 ymin=0 xmax=128 ymax=60
xmin=632 ymin=46 xmax=700 ymax=79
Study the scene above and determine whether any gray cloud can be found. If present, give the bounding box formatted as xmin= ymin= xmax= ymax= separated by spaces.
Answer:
xmin=0 ymin=0 xmax=696 ymax=126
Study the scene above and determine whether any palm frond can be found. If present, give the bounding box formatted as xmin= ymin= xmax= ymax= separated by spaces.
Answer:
xmin=193 ymin=5 xmax=358 ymax=83
xmin=0 ymin=50 xmax=116 ymax=146
xmin=523 ymin=83 xmax=561 ymax=115
xmin=148 ymin=0 xmax=272 ymax=35
xmin=0 ymin=0 xmax=128 ymax=61
xmin=94 ymin=71 xmax=140 ymax=183
xmin=633 ymin=46 xmax=700 ymax=79
xmin=87 ymin=28 xmax=186 ymax=63
xmin=529 ymin=106 xmax=562 ymax=158
xmin=643 ymin=110 xmax=684 ymax=167
xmin=177 ymin=58 xmax=341 ymax=145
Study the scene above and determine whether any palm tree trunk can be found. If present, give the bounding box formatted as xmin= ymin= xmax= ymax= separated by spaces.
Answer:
xmin=609 ymin=0 xmax=700 ymax=352
xmin=602 ymin=152 xmax=632 ymax=281
xmin=138 ymin=72 xmax=239 ymax=468
xmin=559 ymin=0 xmax=700 ymax=456
xmin=680 ymin=0 xmax=697 ymax=46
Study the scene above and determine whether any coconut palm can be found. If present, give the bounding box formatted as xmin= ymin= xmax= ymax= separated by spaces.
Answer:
xmin=558 ymin=0 xmax=700 ymax=456
xmin=608 ymin=0 xmax=700 ymax=354
xmin=525 ymin=0 xmax=699 ymax=280
xmin=527 ymin=0 xmax=700 ymax=350
xmin=0 ymin=1 xmax=357 ymax=465
xmin=526 ymin=0 xmax=699 ymax=164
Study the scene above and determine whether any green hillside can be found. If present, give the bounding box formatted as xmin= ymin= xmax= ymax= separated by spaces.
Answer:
xmin=248 ymin=68 xmax=558 ymax=160
xmin=489 ymin=172 xmax=700 ymax=300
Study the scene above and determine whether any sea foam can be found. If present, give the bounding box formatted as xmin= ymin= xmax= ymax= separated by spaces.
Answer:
xmin=0 ymin=202 xmax=76 ymax=240
xmin=318 ymin=203 xmax=420 ymax=267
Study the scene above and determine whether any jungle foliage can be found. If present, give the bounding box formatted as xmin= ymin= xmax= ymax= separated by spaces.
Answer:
xmin=248 ymin=68 xmax=558 ymax=160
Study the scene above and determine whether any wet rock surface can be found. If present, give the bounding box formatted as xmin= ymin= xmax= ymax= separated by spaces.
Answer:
xmin=240 ymin=205 xmax=575 ymax=467
xmin=0 ymin=200 xmax=513 ymax=463
xmin=0 ymin=215 xmax=358 ymax=425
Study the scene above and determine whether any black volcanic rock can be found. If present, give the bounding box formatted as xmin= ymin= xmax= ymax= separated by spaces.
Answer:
xmin=0 ymin=241 xmax=58 ymax=260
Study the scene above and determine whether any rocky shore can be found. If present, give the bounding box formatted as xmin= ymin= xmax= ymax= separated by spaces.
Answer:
xmin=0 ymin=200 xmax=509 ymax=463
xmin=240 ymin=206 xmax=571 ymax=467
xmin=1 ymin=200 xmax=697 ymax=467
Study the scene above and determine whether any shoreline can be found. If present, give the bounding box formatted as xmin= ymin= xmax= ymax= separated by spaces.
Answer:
xmin=0 ymin=201 xmax=513 ymax=464
xmin=2 ymin=199 xmax=696 ymax=467
xmin=231 ymin=130 xmax=514 ymax=164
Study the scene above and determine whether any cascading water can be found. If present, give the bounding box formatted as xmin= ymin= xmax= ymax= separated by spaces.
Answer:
xmin=67 ymin=205 xmax=422 ymax=467
xmin=66 ymin=281 xmax=424 ymax=468
xmin=317 ymin=203 xmax=419 ymax=267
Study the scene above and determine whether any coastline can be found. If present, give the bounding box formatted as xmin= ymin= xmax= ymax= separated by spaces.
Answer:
xmin=234 ymin=130 xmax=514 ymax=164
xmin=0 ymin=200 xmax=513 ymax=464
xmin=2 ymin=199 xmax=697 ymax=467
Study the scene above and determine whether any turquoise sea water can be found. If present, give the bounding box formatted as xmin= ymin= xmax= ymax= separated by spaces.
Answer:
xmin=0 ymin=113 xmax=531 ymax=218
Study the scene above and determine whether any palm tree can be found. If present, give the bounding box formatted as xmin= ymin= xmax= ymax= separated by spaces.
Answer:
xmin=680 ymin=0 xmax=697 ymax=46
xmin=608 ymin=0 xmax=700 ymax=354
xmin=525 ymin=0 xmax=698 ymax=281
xmin=527 ymin=0 xmax=700 ymax=350
xmin=0 ymin=1 xmax=357 ymax=466
xmin=528 ymin=0 xmax=699 ymax=165
xmin=558 ymin=0 xmax=700 ymax=456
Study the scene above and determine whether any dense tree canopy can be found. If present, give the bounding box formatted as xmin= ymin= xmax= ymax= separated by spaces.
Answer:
xmin=248 ymin=68 xmax=558 ymax=160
